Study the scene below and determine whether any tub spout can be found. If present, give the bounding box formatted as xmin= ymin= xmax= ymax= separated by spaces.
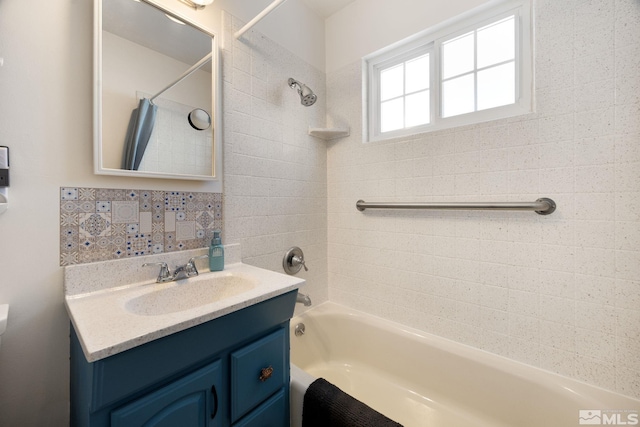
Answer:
xmin=296 ymin=292 xmax=312 ymax=306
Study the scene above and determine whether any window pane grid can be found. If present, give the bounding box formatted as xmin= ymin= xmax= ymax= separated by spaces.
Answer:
xmin=441 ymin=13 xmax=516 ymax=119
xmin=380 ymin=63 xmax=404 ymax=101
xmin=406 ymin=54 xmax=430 ymax=93
xmin=405 ymin=89 xmax=430 ymax=128
xmin=442 ymin=31 xmax=474 ymax=79
xmin=378 ymin=53 xmax=431 ymax=134
xmin=474 ymin=27 xmax=478 ymax=113
xmin=476 ymin=58 xmax=515 ymax=74
xmin=478 ymin=15 xmax=514 ymax=32
xmin=404 ymin=87 xmax=430 ymax=97
xmin=381 ymin=94 xmax=406 ymax=103
xmin=367 ymin=3 xmax=529 ymax=142
xmin=477 ymin=16 xmax=515 ymax=69
xmin=440 ymin=68 xmax=475 ymax=84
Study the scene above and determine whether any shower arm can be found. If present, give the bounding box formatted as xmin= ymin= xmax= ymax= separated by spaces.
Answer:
xmin=150 ymin=52 xmax=213 ymax=103
xmin=288 ymin=78 xmax=302 ymax=93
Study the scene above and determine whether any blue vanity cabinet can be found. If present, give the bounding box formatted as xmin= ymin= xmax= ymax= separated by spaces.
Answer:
xmin=231 ymin=328 xmax=287 ymax=422
xmin=233 ymin=389 xmax=287 ymax=427
xmin=70 ymin=290 xmax=297 ymax=427
xmin=110 ymin=360 xmax=222 ymax=427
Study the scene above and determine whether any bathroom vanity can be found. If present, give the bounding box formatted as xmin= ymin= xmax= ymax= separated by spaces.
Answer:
xmin=70 ymin=291 xmax=295 ymax=426
xmin=65 ymin=249 xmax=304 ymax=427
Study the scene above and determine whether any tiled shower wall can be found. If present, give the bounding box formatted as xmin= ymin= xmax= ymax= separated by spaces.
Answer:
xmin=220 ymin=12 xmax=328 ymax=307
xmin=60 ymin=187 xmax=222 ymax=265
xmin=327 ymin=0 xmax=640 ymax=398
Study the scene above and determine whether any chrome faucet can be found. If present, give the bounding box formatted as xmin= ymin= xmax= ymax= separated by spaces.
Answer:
xmin=171 ymin=264 xmax=193 ymax=281
xmin=143 ymin=255 xmax=209 ymax=283
xmin=142 ymin=262 xmax=173 ymax=282
xmin=174 ymin=255 xmax=209 ymax=280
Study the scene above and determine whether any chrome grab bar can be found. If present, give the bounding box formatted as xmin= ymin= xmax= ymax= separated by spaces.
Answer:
xmin=356 ymin=198 xmax=556 ymax=215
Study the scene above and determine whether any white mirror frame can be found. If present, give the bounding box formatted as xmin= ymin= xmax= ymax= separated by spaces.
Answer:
xmin=93 ymin=0 xmax=222 ymax=187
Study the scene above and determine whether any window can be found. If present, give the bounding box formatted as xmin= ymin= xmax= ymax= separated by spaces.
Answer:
xmin=380 ymin=52 xmax=431 ymax=133
xmin=366 ymin=0 xmax=532 ymax=142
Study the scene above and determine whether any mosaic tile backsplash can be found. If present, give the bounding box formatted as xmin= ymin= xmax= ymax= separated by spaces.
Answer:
xmin=60 ymin=187 xmax=222 ymax=266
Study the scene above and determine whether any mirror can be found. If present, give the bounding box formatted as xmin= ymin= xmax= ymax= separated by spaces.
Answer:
xmin=94 ymin=0 xmax=221 ymax=182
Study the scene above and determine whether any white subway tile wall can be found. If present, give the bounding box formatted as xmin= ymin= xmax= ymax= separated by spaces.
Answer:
xmin=221 ymin=12 xmax=328 ymax=309
xmin=326 ymin=0 xmax=640 ymax=398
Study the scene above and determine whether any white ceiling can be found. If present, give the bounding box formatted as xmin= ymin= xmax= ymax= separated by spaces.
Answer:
xmin=301 ymin=0 xmax=355 ymax=18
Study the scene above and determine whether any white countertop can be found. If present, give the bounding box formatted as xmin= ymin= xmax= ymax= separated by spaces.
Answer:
xmin=65 ymin=251 xmax=304 ymax=362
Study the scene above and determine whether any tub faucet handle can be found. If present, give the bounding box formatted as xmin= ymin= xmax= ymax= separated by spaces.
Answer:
xmin=292 ymin=255 xmax=308 ymax=271
xmin=283 ymin=246 xmax=308 ymax=275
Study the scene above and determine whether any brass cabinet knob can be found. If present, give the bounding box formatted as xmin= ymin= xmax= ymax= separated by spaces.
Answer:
xmin=259 ymin=366 xmax=274 ymax=382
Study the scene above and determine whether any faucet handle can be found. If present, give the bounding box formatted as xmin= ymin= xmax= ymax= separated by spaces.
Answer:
xmin=292 ymin=255 xmax=308 ymax=272
xmin=186 ymin=255 xmax=209 ymax=276
xmin=143 ymin=262 xmax=172 ymax=282
xmin=283 ymin=247 xmax=308 ymax=275
xmin=188 ymin=254 xmax=209 ymax=264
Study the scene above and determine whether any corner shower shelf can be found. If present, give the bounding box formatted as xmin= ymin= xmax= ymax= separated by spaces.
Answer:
xmin=308 ymin=127 xmax=350 ymax=140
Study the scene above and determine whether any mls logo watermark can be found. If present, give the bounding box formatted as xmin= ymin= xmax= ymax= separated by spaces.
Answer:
xmin=579 ymin=410 xmax=639 ymax=425
xmin=580 ymin=411 xmax=603 ymax=425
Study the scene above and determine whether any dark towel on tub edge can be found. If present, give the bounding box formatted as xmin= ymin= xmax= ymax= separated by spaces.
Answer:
xmin=302 ymin=378 xmax=404 ymax=427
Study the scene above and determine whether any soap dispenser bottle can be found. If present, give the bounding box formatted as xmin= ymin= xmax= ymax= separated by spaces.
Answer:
xmin=209 ymin=230 xmax=224 ymax=271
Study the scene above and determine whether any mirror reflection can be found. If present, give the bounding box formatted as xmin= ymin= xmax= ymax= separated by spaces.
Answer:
xmin=96 ymin=0 xmax=217 ymax=179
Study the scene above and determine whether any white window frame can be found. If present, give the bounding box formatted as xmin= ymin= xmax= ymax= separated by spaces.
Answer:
xmin=369 ymin=44 xmax=435 ymax=140
xmin=364 ymin=0 xmax=532 ymax=143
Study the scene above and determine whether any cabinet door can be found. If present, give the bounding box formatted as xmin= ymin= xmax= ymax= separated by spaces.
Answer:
xmin=233 ymin=389 xmax=286 ymax=427
xmin=111 ymin=360 xmax=222 ymax=427
xmin=230 ymin=328 xmax=286 ymax=421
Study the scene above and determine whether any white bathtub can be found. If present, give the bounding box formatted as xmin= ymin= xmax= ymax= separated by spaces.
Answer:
xmin=289 ymin=302 xmax=640 ymax=427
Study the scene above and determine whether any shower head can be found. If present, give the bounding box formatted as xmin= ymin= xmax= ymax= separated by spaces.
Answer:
xmin=288 ymin=78 xmax=317 ymax=106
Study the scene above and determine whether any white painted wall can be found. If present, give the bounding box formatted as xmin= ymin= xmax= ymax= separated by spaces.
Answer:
xmin=325 ymin=0 xmax=490 ymax=73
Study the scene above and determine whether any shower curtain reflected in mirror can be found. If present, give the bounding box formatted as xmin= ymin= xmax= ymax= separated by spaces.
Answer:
xmin=121 ymin=98 xmax=157 ymax=170
xmin=120 ymin=51 xmax=213 ymax=171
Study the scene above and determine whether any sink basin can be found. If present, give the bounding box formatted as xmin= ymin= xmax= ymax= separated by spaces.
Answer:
xmin=125 ymin=274 xmax=257 ymax=316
